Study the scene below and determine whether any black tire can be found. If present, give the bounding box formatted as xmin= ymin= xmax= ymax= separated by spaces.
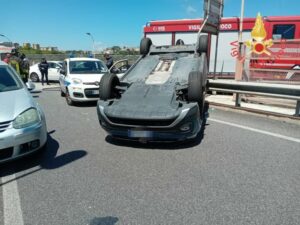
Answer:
xmin=60 ymin=90 xmax=65 ymax=97
xmin=188 ymin=71 xmax=205 ymax=117
xmin=99 ymin=73 xmax=120 ymax=101
xmin=198 ymin=53 xmax=208 ymax=88
xmin=196 ymin=35 xmax=208 ymax=54
xmin=30 ymin=72 xmax=39 ymax=82
xmin=140 ymin=37 xmax=152 ymax=56
xmin=65 ymin=88 xmax=74 ymax=106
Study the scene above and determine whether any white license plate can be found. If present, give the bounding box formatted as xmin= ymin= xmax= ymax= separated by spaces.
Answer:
xmin=128 ymin=130 xmax=153 ymax=138
xmin=92 ymin=90 xmax=99 ymax=95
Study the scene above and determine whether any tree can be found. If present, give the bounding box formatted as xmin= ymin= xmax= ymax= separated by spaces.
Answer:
xmin=111 ymin=46 xmax=121 ymax=53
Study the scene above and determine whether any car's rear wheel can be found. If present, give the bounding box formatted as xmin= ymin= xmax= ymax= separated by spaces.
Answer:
xmin=196 ymin=35 xmax=208 ymax=54
xmin=60 ymin=90 xmax=65 ymax=97
xmin=65 ymin=88 xmax=74 ymax=106
xmin=30 ymin=72 xmax=39 ymax=82
xmin=140 ymin=37 xmax=152 ymax=56
xmin=188 ymin=71 xmax=205 ymax=118
xmin=99 ymin=73 xmax=120 ymax=101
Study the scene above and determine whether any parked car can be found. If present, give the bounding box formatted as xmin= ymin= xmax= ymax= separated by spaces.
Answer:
xmin=97 ymin=36 xmax=208 ymax=142
xmin=110 ymin=59 xmax=131 ymax=78
xmin=0 ymin=61 xmax=47 ymax=163
xmin=29 ymin=61 xmax=63 ymax=82
xmin=59 ymin=57 xmax=108 ymax=106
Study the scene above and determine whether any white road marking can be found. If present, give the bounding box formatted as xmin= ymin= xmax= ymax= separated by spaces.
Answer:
xmin=209 ymin=118 xmax=300 ymax=144
xmin=1 ymin=173 xmax=24 ymax=225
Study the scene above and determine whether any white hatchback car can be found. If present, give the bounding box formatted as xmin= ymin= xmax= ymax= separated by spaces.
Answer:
xmin=59 ymin=58 xmax=108 ymax=105
xmin=29 ymin=61 xmax=63 ymax=82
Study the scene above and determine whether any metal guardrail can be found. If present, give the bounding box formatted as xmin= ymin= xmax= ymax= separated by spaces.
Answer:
xmin=207 ymin=79 xmax=300 ymax=116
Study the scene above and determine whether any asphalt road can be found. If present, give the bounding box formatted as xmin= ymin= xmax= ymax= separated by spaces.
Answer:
xmin=1 ymin=87 xmax=300 ymax=225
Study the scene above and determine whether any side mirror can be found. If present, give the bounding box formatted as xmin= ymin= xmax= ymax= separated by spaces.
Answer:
xmin=26 ymin=81 xmax=36 ymax=91
xmin=60 ymin=69 xmax=66 ymax=75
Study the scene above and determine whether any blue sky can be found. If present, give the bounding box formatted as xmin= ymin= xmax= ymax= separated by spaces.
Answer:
xmin=0 ymin=0 xmax=298 ymax=50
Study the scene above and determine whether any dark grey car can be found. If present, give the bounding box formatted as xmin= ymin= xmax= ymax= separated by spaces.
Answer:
xmin=97 ymin=36 xmax=208 ymax=142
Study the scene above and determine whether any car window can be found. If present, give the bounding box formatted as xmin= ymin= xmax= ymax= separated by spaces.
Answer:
xmin=272 ymin=24 xmax=295 ymax=39
xmin=48 ymin=63 xmax=55 ymax=68
xmin=69 ymin=60 xmax=108 ymax=74
xmin=0 ymin=66 xmax=23 ymax=92
xmin=55 ymin=63 xmax=62 ymax=68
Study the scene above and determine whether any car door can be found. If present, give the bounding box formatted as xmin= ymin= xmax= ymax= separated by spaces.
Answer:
xmin=109 ymin=59 xmax=130 ymax=78
xmin=48 ymin=62 xmax=61 ymax=81
xmin=59 ymin=61 xmax=67 ymax=93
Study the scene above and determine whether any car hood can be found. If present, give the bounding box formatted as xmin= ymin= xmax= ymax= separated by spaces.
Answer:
xmin=0 ymin=88 xmax=36 ymax=122
xmin=104 ymin=82 xmax=181 ymax=120
xmin=69 ymin=74 xmax=105 ymax=83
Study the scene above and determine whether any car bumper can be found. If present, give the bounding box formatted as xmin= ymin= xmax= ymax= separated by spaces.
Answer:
xmin=97 ymin=102 xmax=202 ymax=142
xmin=68 ymin=84 xmax=99 ymax=102
xmin=0 ymin=121 xmax=47 ymax=163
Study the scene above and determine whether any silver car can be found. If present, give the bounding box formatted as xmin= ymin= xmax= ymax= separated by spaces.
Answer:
xmin=0 ymin=61 xmax=47 ymax=163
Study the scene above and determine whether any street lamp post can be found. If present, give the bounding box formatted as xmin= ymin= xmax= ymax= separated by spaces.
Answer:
xmin=234 ymin=0 xmax=245 ymax=106
xmin=0 ymin=34 xmax=13 ymax=47
xmin=86 ymin=32 xmax=95 ymax=58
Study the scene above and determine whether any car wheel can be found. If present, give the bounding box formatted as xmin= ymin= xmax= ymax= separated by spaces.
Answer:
xmin=99 ymin=73 xmax=120 ymax=101
xmin=30 ymin=72 xmax=39 ymax=82
xmin=196 ymin=35 xmax=208 ymax=54
xmin=65 ymin=88 xmax=74 ymax=106
xmin=140 ymin=37 xmax=152 ymax=56
xmin=60 ymin=90 xmax=65 ymax=97
xmin=188 ymin=71 xmax=205 ymax=118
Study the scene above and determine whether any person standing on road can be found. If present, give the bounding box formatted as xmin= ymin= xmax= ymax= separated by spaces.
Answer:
xmin=20 ymin=53 xmax=29 ymax=83
xmin=7 ymin=49 xmax=29 ymax=83
xmin=104 ymin=51 xmax=114 ymax=69
xmin=38 ymin=58 xmax=49 ymax=85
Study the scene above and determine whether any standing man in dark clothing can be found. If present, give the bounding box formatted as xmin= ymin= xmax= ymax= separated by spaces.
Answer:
xmin=20 ymin=53 xmax=29 ymax=83
xmin=104 ymin=51 xmax=114 ymax=69
xmin=38 ymin=58 xmax=49 ymax=85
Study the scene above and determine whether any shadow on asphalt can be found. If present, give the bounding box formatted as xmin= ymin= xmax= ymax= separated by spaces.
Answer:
xmin=73 ymin=101 xmax=98 ymax=108
xmin=105 ymin=103 xmax=210 ymax=150
xmin=0 ymin=130 xmax=87 ymax=185
xmin=89 ymin=217 xmax=119 ymax=225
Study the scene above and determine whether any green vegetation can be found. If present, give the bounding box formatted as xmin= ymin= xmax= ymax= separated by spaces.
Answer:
xmin=19 ymin=46 xmax=62 ymax=55
xmin=17 ymin=45 xmax=139 ymax=55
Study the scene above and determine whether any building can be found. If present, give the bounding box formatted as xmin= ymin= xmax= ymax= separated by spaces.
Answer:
xmin=40 ymin=46 xmax=58 ymax=51
xmin=23 ymin=43 xmax=31 ymax=48
xmin=32 ymin=44 xmax=40 ymax=50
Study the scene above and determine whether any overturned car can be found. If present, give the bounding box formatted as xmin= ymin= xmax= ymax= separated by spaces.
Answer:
xmin=97 ymin=35 xmax=208 ymax=142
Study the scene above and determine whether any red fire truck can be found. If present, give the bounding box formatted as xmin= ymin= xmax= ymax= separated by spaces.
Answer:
xmin=143 ymin=16 xmax=300 ymax=82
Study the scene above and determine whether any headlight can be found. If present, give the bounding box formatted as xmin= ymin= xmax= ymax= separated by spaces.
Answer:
xmin=72 ymin=78 xmax=82 ymax=84
xmin=13 ymin=108 xmax=41 ymax=129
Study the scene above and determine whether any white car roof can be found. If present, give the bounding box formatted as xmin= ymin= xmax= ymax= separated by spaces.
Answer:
xmin=0 ymin=61 xmax=8 ymax=66
xmin=66 ymin=57 xmax=100 ymax=62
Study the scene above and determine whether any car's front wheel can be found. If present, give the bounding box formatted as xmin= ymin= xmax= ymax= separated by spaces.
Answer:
xmin=140 ymin=37 xmax=152 ymax=56
xmin=65 ymin=88 xmax=74 ymax=106
xmin=188 ymin=71 xmax=205 ymax=118
xmin=30 ymin=72 xmax=39 ymax=82
xmin=99 ymin=73 xmax=120 ymax=101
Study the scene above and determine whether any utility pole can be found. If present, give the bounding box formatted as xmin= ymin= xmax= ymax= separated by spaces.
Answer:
xmin=86 ymin=32 xmax=95 ymax=58
xmin=235 ymin=0 xmax=245 ymax=81
xmin=0 ymin=34 xmax=13 ymax=47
